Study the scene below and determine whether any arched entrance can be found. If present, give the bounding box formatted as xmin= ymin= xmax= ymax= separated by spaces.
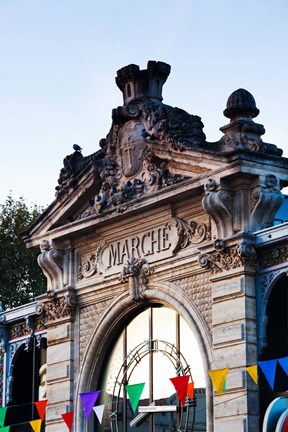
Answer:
xmin=5 ymin=336 xmax=47 ymax=429
xmin=260 ymin=274 xmax=288 ymax=424
xmin=76 ymin=284 xmax=212 ymax=432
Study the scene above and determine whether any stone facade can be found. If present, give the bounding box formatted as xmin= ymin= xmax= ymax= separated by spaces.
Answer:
xmin=13 ymin=61 xmax=288 ymax=431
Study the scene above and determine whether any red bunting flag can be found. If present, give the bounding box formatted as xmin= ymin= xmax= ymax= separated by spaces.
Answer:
xmin=34 ymin=400 xmax=48 ymax=420
xmin=187 ymin=382 xmax=195 ymax=400
xmin=169 ymin=375 xmax=190 ymax=407
xmin=61 ymin=412 xmax=74 ymax=431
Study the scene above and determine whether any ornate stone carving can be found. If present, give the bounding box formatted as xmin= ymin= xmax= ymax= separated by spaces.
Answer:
xmin=220 ymin=88 xmax=282 ymax=156
xmin=198 ymin=242 xmax=256 ymax=274
xmin=37 ymin=287 xmax=76 ymax=324
xmin=250 ymin=175 xmax=284 ymax=232
xmin=170 ymin=217 xmax=211 ymax=250
xmin=202 ymin=179 xmax=233 ymax=239
xmin=78 ymin=149 xmax=188 ymax=218
xmin=120 ymin=257 xmax=154 ymax=302
xmin=78 ymin=252 xmax=98 ymax=280
xmin=37 ymin=240 xmax=63 ymax=293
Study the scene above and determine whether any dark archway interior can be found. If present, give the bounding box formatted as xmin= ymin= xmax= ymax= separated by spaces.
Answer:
xmin=260 ymin=275 xmax=288 ymax=424
xmin=5 ymin=340 xmax=41 ymax=428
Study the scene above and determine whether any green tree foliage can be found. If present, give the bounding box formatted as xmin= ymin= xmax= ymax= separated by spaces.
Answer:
xmin=0 ymin=194 xmax=46 ymax=309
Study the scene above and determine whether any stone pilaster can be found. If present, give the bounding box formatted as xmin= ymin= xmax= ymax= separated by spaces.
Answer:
xmin=37 ymin=287 xmax=76 ymax=432
xmin=199 ymin=243 xmax=258 ymax=431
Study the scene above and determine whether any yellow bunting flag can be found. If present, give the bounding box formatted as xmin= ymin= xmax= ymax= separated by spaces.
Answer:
xmin=29 ymin=419 xmax=42 ymax=432
xmin=208 ymin=368 xmax=229 ymax=397
xmin=246 ymin=365 xmax=258 ymax=384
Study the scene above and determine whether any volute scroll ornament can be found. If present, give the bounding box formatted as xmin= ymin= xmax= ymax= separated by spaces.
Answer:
xmin=250 ymin=174 xmax=284 ymax=232
xmin=37 ymin=240 xmax=63 ymax=292
xmin=202 ymin=179 xmax=233 ymax=239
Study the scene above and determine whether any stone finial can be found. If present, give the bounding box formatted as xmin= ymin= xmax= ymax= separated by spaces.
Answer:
xmin=220 ymin=88 xmax=282 ymax=156
xmin=224 ymin=88 xmax=260 ymax=119
xmin=115 ymin=60 xmax=171 ymax=104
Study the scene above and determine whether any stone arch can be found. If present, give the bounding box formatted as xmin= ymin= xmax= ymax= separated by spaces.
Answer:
xmin=75 ymin=281 xmax=213 ymax=431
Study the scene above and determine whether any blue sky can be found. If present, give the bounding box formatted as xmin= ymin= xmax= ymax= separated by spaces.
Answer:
xmin=0 ymin=0 xmax=287 ymax=207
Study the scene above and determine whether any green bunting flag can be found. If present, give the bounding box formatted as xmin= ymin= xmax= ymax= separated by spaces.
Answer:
xmin=0 ymin=406 xmax=7 ymax=427
xmin=125 ymin=383 xmax=145 ymax=414
xmin=0 ymin=426 xmax=10 ymax=432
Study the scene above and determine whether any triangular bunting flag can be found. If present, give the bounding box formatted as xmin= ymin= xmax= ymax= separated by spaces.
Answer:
xmin=208 ymin=368 xmax=229 ymax=397
xmin=29 ymin=419 xmax=42 ymax=432
xmin=0 ymin=426 xmax=10 ymax=432
xmin=61 ymin=412 xmax=74 ymax=431
xmin=93 ymin=404 xmax=105 ymax=424
xmin=278 ymin=356 xmax=288 ymax=376
xmin=258 ymin=359 xmax=277 ymax=390
xmin=0 ymin=406 xmax=7 ymax=428
xmin=34 ymin=399 xmax=48 ymax=420
xmin=125 ymin=383 xmax=145 ymax=413
xmin=80 ymin=391 xmax=101 ymax=421
xmin=246 ymin=365 xmax=258 ymax=384
xmin=169 ymin=375 xmax=190 ymax=407
xmin=187 ymin=382 xmax=195 ymax=400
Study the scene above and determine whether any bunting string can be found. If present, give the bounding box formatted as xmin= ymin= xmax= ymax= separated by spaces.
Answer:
xmin=0 ymin=354 xmax=287 ymax=427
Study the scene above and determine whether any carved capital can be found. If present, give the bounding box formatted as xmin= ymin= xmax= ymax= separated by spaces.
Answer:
xmin=120 ymin=257 xmax=154 ymax=302
xmin=37 ymin=287 xmax=76 ymax=324
xmin=198 ymin=242 xmax=256 ymax=274
xmin=37 ymin=240 xmax=63 ymax=292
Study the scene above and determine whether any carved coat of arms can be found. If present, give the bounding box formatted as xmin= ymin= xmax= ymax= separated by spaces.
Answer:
xmin=118 ymin=120 xmax=147 ymax=178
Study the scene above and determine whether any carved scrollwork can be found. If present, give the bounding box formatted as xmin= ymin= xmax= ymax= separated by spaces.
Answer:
xmin=204 ymin=178 xmax=217 ymax=192
xmin=78 ymin=254 xmax=97 ymax=280
xmin=171 ymin=217 xmax=211 ymax=250
xmin=38 ymin=287 xmax=76 ymax=324
xmin=37 ymin=240 xmax=63 ymax=292
xmin=198 ymin=242 xmax=257 ymax=274
xmin=120 ymin=257 xmax=154 ymax=302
